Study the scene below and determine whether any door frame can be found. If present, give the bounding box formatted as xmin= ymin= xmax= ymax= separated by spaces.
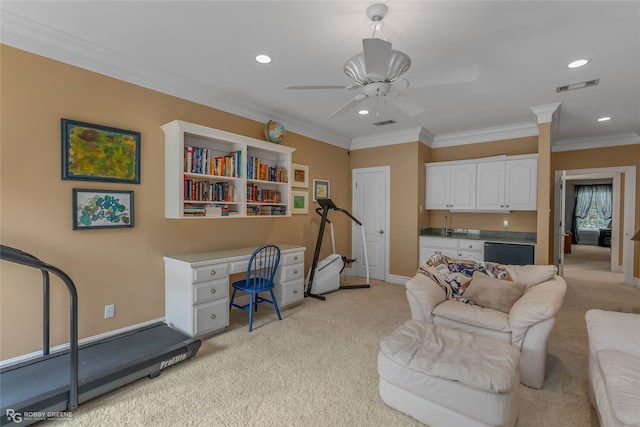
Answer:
xmin=553 ymin=166 xmax=636 ymax=286
xmin=351 ymin=166 xmax=390 ymax=281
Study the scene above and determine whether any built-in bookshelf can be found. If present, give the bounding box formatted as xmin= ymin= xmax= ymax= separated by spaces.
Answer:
xmin=162 ymin=120 xmax=295 ymax=218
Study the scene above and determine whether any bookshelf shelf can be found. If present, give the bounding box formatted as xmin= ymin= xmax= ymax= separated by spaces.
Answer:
xmin=162 ymin=120 xmax=295 ymax=219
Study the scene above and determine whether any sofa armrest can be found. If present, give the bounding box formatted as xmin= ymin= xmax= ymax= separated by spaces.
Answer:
xmin=586 ymin=309 xmax=640 ymax=358
xmin=405 ymin=273 xmax=446 ymax=322
xmin=509 ymin=275 xmax=567 ymax=348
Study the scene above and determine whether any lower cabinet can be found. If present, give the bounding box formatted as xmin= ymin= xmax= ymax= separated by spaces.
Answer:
xmin=164 ymin=245 xmax=305 ymax=337
xmin=419 ymin=236 xmax=485 ymax=265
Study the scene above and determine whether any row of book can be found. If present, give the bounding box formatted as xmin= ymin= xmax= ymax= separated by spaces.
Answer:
xmin=246 ymin=183 xmax=281 ymax=203
xmin=247 ymin=205 xmax=287 ymax=216
xmin=184 ymin=179 xmax=236 ymax=202
xmin=184 ymin=145 xmax=242 ymax=178
xmin=184 ymin=204 xmax=239 ymax=217
xmin=246 ymin=156 xmax=288 ymax=183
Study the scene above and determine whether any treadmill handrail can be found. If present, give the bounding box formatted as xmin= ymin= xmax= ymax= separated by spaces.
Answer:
xmin=0 ymin=245 xmax=79 ymax=412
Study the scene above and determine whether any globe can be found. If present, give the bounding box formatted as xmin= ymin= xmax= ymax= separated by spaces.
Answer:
xmin=264 ymin=120 xmax=286 ymax=143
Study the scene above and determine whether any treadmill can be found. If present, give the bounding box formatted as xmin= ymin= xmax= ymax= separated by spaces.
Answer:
xmin=0 ymin=245 xmax=201 ymax=426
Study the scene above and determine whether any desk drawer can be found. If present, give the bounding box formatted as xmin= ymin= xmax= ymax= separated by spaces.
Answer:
xmin=194 ymin=299 xmax=229 ymax=336
xmin=193 ymin=278 xmax=229 ymax=305
xmin=229 ymin=260 xmax=249 ymax=274
xmin=276 ymin=279 xmax=304 ymax=307
xmin=281 ymin=251 xmax=304 ymax=266
xmin=193 ymin=263 xmax=229 ymax=283
xmin=279 ymin=263 xmax=304 ymax=282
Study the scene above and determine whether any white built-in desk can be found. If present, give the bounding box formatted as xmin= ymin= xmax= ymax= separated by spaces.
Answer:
xmin=164 ymin=244 xmax=305 ymax=337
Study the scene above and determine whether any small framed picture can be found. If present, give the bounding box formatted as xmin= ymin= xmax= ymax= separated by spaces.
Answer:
xmin=292 ymin=163 xmax=309 ymax=188
xmin=62 ymin=118 xmax=141 ymax=183
xmin=313 ymin=179 xmax=330 ymax=202
xmin=292 ymin=190 xmax=309 ymax=214
xmin=73 ymin=189 xmax=134 ymax=230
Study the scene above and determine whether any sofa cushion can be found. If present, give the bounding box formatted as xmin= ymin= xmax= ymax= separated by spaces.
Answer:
xmin=462 ymin=271 xmax=527 ymax=313
xmin=598 ymin=349 xmax=640 ymax=426
xmin=433 ymin=300 xmax=511 ymax=333
xmin=504 ymin=264 xmax=557 ymax=288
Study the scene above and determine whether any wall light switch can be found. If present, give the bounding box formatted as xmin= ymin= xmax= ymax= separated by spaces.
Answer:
xmin=503 ymin=220 xmax=509 ymax=229
xmin=104 ymin=304 xmax=115 ymax=319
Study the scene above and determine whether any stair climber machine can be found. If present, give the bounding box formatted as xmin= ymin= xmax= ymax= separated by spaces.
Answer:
xmin=0 ymin=245 xmax=201 ymax=426
xmin=305 ymin=199 xmax=370 ymax=300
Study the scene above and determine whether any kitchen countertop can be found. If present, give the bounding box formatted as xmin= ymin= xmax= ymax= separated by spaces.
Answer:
xmin=420 ymin=228 xmax=537 ymax=245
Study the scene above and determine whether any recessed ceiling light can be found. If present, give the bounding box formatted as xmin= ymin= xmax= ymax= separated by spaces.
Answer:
xmin=567 ymin=59 xmax=590 ymax=69
xmin=358 ymin=110 xmax=370 ymax=115
xmin=597 ymin=116 xmax=612 ymax=122
xmin=255 ymin=54 xmax=271 ymax=64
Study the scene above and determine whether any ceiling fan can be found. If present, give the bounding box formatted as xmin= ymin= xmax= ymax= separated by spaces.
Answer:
xmin=285 ymin=3 xmax=481 ymax=118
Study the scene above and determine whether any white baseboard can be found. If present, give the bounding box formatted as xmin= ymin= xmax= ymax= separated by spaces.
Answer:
xmin=635 ymin=277 xmax=640 ymax=288
xmin=386 ymin=274 xmax=409 ymax=285
xmin=0 ymin=317 xmax=165 ymax=368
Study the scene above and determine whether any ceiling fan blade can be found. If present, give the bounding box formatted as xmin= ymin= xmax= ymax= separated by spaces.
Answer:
xmin=389 ymin=92 xmax=426 ymax=116
xmin=329 ymin=94 xmax=368 ymax=118
xmin=362 ymin=38 xmax=392 ymax=81
xmin=285 ymin=84 xmax=358 ymax=90
xmin=408 ymin=64 xmax=481 ymax=88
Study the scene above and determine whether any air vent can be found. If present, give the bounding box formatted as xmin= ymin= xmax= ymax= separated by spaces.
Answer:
xmin=373 ymin=119 xmax=397 ymax=126
xmin=556 ymin=78 xmax=600 ymax=93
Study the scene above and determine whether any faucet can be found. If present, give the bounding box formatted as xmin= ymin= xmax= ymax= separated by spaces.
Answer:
xmin=443 ymin=215 xmax=450 ymax=235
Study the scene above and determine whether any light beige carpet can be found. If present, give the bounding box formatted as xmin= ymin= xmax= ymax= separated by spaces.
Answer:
xmin=42 ymin=248 xmax=639 ymax=426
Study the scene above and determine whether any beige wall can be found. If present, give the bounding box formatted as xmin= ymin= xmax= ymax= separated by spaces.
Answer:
xmin=349 ymin=142 xmax=423 ymax=277
xmin=0 ymin=46 xmax=350 ymax=359
xmin=551 ymin=144 xmax=640 ymax=277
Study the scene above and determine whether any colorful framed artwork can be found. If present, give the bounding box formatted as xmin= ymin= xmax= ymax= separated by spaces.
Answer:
xmin=62 ymin=119 xmax=141 ymax=183
xmin=312 ymin=179 xmax=330 ymax=202
xmin=292 ymin=163 xmax=309 ymax=188
xmin=292 ymin=190 xmax=309 ymax=214
xmin=73 ymin=189 xmax=134 ymax=230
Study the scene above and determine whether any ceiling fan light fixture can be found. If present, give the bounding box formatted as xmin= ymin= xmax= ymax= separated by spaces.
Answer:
xmin=344 ymin=50 xmax=411 ymax=85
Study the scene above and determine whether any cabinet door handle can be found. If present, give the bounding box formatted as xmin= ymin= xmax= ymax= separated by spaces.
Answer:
xmin=210 ymin=288 xmax=216 ymax=294
xmin=210 ymin=270 xmax=216 ymax=276
xmin=293 ymin=270 xmax=298 ymax=274
xmin=210 ymin=314 xmax=216 ymax=320
xmin=293 ymin=256 xmax=298 ymax=261
xmin=293 ymin=289 xmax=298 ymax=294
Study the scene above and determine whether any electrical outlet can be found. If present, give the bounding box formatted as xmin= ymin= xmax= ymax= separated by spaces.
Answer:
xmin=104 ymin=304 xmax=115 ymax=319
xmin=503 ymin=220 xmax=509 ymax=229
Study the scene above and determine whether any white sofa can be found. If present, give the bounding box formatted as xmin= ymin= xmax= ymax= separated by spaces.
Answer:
xmin=405 ymin=263 xmax=567 ymax=389
xmin=585 ymin=309 xmax=640 ymax=427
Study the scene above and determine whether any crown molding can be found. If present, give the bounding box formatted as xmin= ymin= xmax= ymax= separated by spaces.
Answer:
xmin=349 ymin=127 xmax=432 ymax=150
xmin=431 ymin=122 xmax=539 ymax=148
xmin=552 ymin=132 xmax=640 ymax=152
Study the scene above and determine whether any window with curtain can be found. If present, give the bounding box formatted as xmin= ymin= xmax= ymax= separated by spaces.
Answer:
xmin=571 ymin=184 xmax=612 ymax=243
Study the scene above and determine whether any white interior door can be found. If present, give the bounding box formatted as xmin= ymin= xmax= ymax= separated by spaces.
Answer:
xmin=352 ymin=167 xmax=389 ymax=281
xmin=558 ymin=170 xmax=567 ymax=276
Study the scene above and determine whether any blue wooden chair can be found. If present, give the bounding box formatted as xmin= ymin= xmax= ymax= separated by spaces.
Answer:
xmin=229 ymin=244 xmax=282 ymax=332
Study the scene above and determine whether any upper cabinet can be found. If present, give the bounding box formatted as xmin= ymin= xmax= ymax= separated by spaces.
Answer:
xmin=427 ymin=154 xmax=537 ymax=212
xmin=426 ymin=163 xmax=476 ymax=210
xmin=162 ymin=120 xmax=295 ymax=219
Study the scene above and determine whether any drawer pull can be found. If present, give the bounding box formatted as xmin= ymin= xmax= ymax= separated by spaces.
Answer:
xmin=293 ymin=270 xmax=298 ymax=274
xmin=293 ymin=256 xmax=298 ymax=261
xmin=210 ymin=288 xmax=216 ymax=294
xmin=210 ymin=314 xmax=216 ymax=320
xmin=210 ymin=270 xmax=216 ymax=276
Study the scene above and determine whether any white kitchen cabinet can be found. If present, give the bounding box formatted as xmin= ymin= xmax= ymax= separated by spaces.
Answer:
xmin=473 ymin=155 xmax=538 ymax=211
xmin=419 ymin=236 xmax=485 ymax=265
xmin=426 ymin=162 xmax=476 ymax=211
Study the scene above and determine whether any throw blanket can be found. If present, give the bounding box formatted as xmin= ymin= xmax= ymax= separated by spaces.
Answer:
xmin=418 ymin=255 xmax=512 ymax=303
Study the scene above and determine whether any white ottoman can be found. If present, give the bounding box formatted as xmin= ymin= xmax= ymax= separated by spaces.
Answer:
xmin=378 ymin=320 xmax=520 ymax=427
